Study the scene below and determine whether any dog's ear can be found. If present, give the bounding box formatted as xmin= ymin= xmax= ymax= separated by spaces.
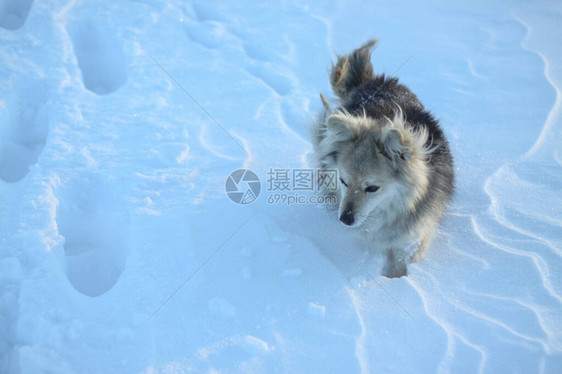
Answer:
xmin=330 ymin=55 xmax=349 ymax=87
xmin=326 ymin=114 xmax=353 ymax=142
xmin=381 ymin=128 xmax=412 ymax=161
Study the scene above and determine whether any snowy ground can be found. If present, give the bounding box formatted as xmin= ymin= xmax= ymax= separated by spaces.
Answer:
xmin=1 ymin=0 xmax=561 ymax=373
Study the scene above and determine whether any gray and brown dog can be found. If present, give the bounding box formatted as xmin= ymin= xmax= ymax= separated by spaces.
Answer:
xmin=312 ymin=40 xmax=454 ymax=278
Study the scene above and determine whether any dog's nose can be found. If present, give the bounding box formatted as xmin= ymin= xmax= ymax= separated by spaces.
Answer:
xmin=339 ymin=209 xmax=354 ymax=226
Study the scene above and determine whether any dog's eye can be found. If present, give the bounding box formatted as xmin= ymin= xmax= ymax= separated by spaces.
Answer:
xmin=365 ymin=185 xmax=380 ymax=193
xmin=339 ymin=177 xmax=348 ymax=187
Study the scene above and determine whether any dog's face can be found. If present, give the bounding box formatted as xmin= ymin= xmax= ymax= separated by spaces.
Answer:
xmin=319 ymin=113 xmax=430 ymax=228
xmin=336 ymin=134 xmax=401 ymax=227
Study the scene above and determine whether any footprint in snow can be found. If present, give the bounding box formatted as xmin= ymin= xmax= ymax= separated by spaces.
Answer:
xmin=241 ymin=40 xmax=276 ymax=63
xmin=183 ymin=20 xmax=231 ymax=50
xmin=191 ymin=3 xmax=225 ymax=23
xmin=0 ymin=257 xmax=21 ymax=372
xmin=66 ymin=19 xmax=128 ymax=95
xmin=0 ymin=0 xmax=33 ymax=30
xmin=55 ymin=173 xmax=130 ymax=297
xmin=186 ymin=3 xmax=277 ymax=63
xmin=0 ymin=82 xmax=49 ymax=183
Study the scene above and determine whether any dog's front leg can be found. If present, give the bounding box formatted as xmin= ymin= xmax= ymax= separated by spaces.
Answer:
xmin=381 ymin=248 xmax=408 ymax=278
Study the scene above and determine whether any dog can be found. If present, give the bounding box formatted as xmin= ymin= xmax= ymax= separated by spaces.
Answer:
xmin=312 ymin=39 xmax=454 ymax=278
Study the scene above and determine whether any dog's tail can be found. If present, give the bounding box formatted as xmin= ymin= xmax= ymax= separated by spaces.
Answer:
xmin=330 ymin=39 xmax=377 ymax=99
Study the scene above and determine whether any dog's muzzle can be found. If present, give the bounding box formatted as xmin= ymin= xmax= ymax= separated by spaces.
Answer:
xmin=339 ymin=209 xmax=354 ymax=226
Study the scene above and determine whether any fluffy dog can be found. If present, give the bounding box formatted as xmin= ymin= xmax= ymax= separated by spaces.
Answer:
xmin=312 ymin=39 xmax=454 ymax=278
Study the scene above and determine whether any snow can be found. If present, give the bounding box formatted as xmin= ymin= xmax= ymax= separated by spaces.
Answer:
xmin=1 ymin=0 xmax=561 ymax=373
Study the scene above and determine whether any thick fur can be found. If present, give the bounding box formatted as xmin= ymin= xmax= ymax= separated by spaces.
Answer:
xmin=312 ymin=39 xmax=454 ymax=278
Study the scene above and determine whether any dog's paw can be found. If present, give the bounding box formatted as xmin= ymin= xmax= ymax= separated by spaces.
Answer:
xmin=382 ymin=248 xmax=408 ymax=278
xmin=381 ymin=261 xmax=407 ymax=278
